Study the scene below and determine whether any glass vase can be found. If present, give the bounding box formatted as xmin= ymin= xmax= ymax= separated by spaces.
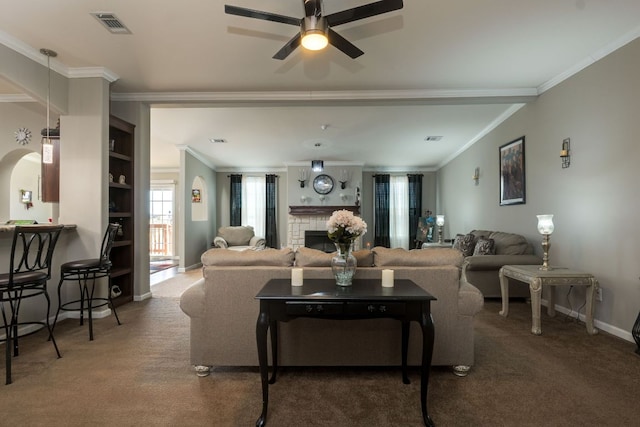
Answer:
xmin=331 ymin=242 xmax=357 ymax=286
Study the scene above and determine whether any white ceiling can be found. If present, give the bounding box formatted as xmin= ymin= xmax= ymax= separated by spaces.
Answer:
xmin=1 ymin=0 xmax=639 ymax=170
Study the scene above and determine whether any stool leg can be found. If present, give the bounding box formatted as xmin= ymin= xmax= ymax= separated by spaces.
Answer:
xmin=78 ymin=279 xmax=86 ymax=326
xmin=1 ymin=296 xmax=12 ymax=385
xmin=51 ymin=276 xmax=65 ymax=336
xmin=43 ymin=287 xmax=61 ymax=358
xmin=87 ymin=276 xmax=96 ymax=341
xmin=108 ymin=279 xmax=122 ymax=326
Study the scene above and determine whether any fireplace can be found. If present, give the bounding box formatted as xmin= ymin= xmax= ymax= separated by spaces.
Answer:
xmin=305 ymin=230 xmax=334 ymax=253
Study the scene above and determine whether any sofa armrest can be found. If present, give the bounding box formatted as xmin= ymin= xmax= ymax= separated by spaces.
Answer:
xmin=458 ymin=280 xmax=484 ymax=316
xmin=463 ymin=254 xmax=542 ymax=271
xmin=250 ymin=235 xmax=266 ymax=249
xmin=179 ymin=278 xmax=205 ymax=318
xmin=213 ymin=236 xmax=228 ymax=249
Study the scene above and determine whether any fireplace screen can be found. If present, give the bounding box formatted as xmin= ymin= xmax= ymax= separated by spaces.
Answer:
xmin=305 ymin=230 xmax=334 ymax=253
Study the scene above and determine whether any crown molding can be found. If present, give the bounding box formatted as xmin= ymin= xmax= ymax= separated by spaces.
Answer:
xmin=110 ymin=88 xmax=539 ymax=104
xmin=0 ymin=94 xmax=35 ymax=102
xmin=175 ymin=145 xmax=216 ymax=170
xmin=67 ymin=67 xmax=119 ymax=83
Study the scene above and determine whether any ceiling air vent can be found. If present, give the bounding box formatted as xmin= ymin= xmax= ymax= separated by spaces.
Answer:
xmin=424 ymin=136 xmax=443 ymax=142
xmin=91 ymin=13 xmax=132 ymax=34
xmin=209 ymin=138 xmax=228 ymax=144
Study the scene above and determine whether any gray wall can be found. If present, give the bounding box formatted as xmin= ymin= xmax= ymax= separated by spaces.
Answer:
xmin=438 ymin=38 xmax=640 ymax=339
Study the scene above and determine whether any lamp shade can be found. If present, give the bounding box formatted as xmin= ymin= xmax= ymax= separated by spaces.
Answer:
xmin=436 ymin=215 xmax=445 ymax=226
xmin=536 ymin=214 xmax=554 ymax=234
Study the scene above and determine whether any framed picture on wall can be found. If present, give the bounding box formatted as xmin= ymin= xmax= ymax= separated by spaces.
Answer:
xmin=499 ymin=136 xmax=526 ymax=205
xmin=191 ymin=189 xmax=201 ymax=203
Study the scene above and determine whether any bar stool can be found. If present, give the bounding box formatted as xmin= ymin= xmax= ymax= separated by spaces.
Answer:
xmin=1 ymin=225 xmax=64 ymax=385
xmin=53 ymin=223 xmax=121 ymax=341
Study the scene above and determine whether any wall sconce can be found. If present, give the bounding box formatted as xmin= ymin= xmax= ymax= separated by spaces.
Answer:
xmin=472 ymin=167 xmax=480 ymax=185
xmin=298 ymin=168 xmax=308 ymax=188
xmin=339 ymin=193 xmax=348 ymax=202
xmin=436 ymin=215 xmax=445 ymax=244
xmin=536 ymin=214 xmax=555 ymax=270
xmin=560 ymin=138 xmax=570 ymax=168
xmin=311 ymin=160 xmax=323 ymax=172
xmin=339 ymin=169 xmax=348 ymax=189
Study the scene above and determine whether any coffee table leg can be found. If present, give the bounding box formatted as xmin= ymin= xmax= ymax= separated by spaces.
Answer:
xmin=256 ymin=309 xmax=270 ymax=427
xmin=529 ymin=278 xmax=543 ymax=335
xmin=402 ymin=321 xmax=410 ymax=384
xmin=499 ymin=267 xmax=509 ymax=317
xmin=420 ymin=307 xmax=435 ymax=427
xmin=585 ymin=279 xmax=599 ymax=335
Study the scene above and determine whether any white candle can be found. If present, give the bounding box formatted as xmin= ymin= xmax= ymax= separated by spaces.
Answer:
xmin=291 ymin=268 xmax=304 ymax=286
xmin=382 ymin=269 xmax=394 ymax=287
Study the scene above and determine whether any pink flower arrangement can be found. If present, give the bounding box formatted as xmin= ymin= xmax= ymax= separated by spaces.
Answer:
xmin=326 ymin=209 xmax=367 ymax=244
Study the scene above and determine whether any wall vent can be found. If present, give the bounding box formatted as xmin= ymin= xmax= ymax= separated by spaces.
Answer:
xmin=209 ymin=138 xmax=228 ymax=144
xmin=91 ymin=13 xmax=132 ymax=34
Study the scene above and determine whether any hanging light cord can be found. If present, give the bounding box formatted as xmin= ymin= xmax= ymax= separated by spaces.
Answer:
xmin=39 ymin=48 xmax=57 ymax=142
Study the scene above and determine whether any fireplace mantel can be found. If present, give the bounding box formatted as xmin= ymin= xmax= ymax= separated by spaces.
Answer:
xmin=289 ymin=205 xmax=360 ymax=216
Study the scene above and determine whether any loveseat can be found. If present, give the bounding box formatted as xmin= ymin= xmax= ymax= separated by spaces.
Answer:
xmin=456 ymin=230 xmax=542 ymax=298
xmin=212 ymin=225 xmax=265 ymax=250
xmin=180 ymin=246 xmax=484 ymax=377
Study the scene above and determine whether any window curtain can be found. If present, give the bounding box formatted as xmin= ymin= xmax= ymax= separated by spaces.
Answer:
xmin=408 ymin=174 xmax=423 ymax=249
xmin=229 ymin=174 xmax=242 ymax=226
xmin=265 ymin=174 xmax=278 ymax=248
xmin=374 ymin=174 xmax=390 ymax=247
xmin=389 ymin=175 xmax=409 ymax=249
xmin=241 ymin=176 xmax=266 ymax=237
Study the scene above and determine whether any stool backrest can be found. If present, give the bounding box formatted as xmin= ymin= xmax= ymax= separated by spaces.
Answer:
xmin=10 ymin=225 xmax=65 ymax=282
xmin=101 ymin=223 xmax=121 ymax=261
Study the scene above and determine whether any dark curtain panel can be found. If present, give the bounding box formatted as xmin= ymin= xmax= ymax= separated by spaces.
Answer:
xmin=408 ymin=174 xmax=423 ymax=249
xmin=229 ymin=174 xmax=242 ymax=226
xmin=265 ymin=174 xmax=278 ymax=248
xmin=374 ymin=174 xmax=391 ymax=247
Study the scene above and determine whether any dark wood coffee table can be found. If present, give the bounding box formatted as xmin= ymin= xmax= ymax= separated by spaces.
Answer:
xmin=255 ymin=278 xmax=437 ymax=427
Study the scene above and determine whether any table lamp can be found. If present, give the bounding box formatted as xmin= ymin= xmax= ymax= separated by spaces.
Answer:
xmin=536 ymin=214 xmax=554 ymax=270
xmin=436 ymin=215 xmax=445 ymax=244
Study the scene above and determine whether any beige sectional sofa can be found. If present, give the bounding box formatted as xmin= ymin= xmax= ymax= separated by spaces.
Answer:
xmin=457 ymin=230 xmax=542 ymax=298
xmin=180 ymin=246 xmax=484 ymax=377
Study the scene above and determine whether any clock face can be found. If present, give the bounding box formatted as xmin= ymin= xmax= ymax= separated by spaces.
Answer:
xmin=15 ymin=127 xmax=31 ymax=145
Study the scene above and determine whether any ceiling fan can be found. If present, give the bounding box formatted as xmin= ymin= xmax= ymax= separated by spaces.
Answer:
xmin=224 ymin=0 xmax=403 ymax=60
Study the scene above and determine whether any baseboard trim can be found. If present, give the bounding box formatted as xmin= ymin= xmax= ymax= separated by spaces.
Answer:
xmin=178 ymin=262 xmax=202 ymax=273
xmin=135 ymin=292 xmax=153 ymax=301
xmin=542 ymin=299 xmax=633 ymax=343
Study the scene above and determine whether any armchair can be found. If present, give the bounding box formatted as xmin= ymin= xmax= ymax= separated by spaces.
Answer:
xmin=212 ymin=226 xmax=266 ymax=251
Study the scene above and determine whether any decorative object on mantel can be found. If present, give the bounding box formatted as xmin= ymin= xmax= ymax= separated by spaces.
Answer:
xmin=436 ymin=215 xmax=445 ymax=244
xmin=536 ymin=214 xmax=554 ymax=270
xmin=560 ymin=138 xmax=571 ymax=168
xmin=15 ymin=127 xmax=31 ymax=145
xmin=40 ymin=48 xmax=57 ymax=165
xmin=327 ymin=209 xmax=367 ymax=286
xmin=298 ymin=168 xmax=308 ymax=188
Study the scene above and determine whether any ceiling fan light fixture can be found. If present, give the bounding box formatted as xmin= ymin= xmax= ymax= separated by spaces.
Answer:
xmin=301 ymin=16 xmax=328 ymax=51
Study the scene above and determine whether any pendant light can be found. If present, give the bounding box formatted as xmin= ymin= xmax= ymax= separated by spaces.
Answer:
xmin=40 ymin=48 xmax=57 ymax=164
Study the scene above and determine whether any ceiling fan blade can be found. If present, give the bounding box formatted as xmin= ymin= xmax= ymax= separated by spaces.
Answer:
xmin=327 ymin=28 xmax=364 ymax=59
xmin=225 ymin=4 xmax=300 ymax=26
xmin=273 ymin=33 xmax=302 ymax=60
xmin=326 ymin=0 xmax=403 ymax=27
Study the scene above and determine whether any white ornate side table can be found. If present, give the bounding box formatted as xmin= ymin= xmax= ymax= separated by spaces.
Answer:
xmin=498 ymin=264 xmax=598 ymax=335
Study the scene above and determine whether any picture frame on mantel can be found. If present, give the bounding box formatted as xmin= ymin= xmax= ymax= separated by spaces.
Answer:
xmin=499 ymin=136 xmax=526 ymax=206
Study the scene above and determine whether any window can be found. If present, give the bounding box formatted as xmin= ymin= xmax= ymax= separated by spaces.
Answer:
xmin=149 ymin=183 xmax=175 ymax=257
xmin=241 ymin=176 xmax=266 ymax=237
xmin=389 ymin=175 xmax=409 ymax=249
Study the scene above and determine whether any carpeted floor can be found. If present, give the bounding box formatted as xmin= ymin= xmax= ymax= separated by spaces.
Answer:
xmin=2 ymin=275 xmax=639 ymax=426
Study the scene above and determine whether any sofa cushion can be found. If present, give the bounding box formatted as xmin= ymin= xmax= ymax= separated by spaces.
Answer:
xmin=488 ymin=231 xmax=532 ymax=255
xmin=295 ymin=247 xmax=374 ymax=267
xmin=202 ymin=247 xmax=294 ymax=266
xmin=373 ymin=246 xmax=463 ymax=267
xmin=453 ymin=233 xmax=476 ymax=256
xmin=473 ymin=238 xmax=495 ymax=255
xmin=217 ymin=226 xmax=255 ymax=246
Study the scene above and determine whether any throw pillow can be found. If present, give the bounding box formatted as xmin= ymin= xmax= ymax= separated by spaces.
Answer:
xmin=453 ymin=233 xmax=476 ymax=256
xmin=294 ymin=247 xmax=333 ymax=267
xmin=473 ymin=238 xmax=495 ymax=255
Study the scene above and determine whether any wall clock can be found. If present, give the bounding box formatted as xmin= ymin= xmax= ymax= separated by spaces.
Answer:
xmin=15 ymin=127 xmax=32 ymax=145
xmin=313 ymin=174 xmax=334 ymax=195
